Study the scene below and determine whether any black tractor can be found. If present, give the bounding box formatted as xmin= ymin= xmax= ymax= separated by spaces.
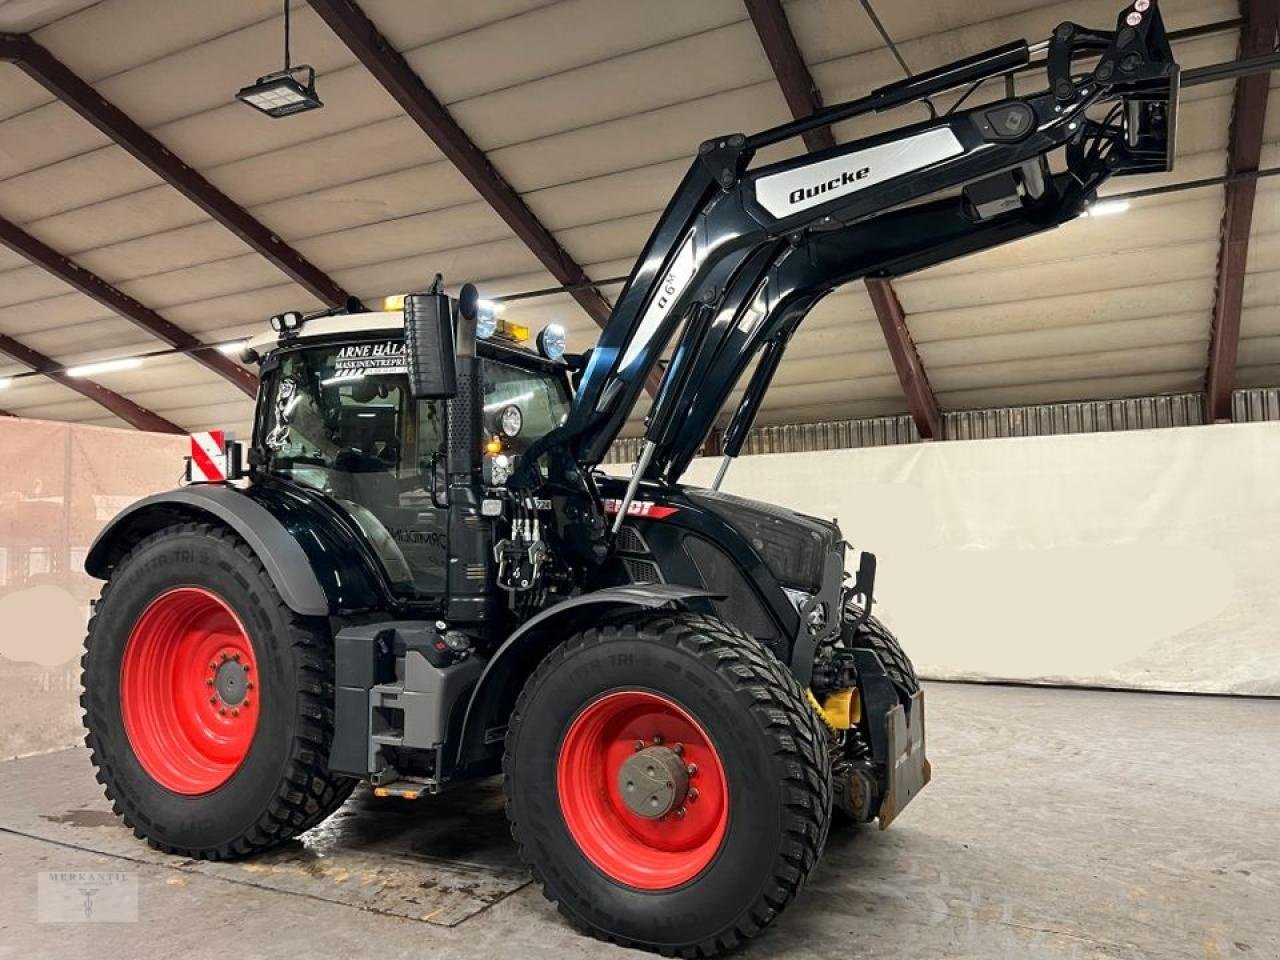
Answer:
xmin=82 ymin=5 xmax=1177 ymax=954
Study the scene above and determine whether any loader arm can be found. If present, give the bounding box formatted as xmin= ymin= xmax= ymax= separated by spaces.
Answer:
xmin=516 ymin=0 xmax=1178 ymax=565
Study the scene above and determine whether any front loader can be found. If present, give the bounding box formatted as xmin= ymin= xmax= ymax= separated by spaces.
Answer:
xmin=81 ymin=4 xmax=1178 ymax=954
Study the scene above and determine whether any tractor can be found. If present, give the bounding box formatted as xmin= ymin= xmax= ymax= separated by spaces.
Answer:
xmin=81 ymin=4 xmax=1177 ymax=954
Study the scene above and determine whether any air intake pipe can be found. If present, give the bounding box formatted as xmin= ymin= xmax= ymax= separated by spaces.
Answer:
xmin=443 ymin=284 xmax=492 ymax=624
xmin=446 ymin=283 xmax=481 ymax=478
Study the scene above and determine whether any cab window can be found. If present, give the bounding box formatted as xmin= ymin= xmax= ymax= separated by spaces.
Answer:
xmin=256 ymin=342 xmax=569 ymax=599
xmin=260 ymin=347 xmax=446 ymax=596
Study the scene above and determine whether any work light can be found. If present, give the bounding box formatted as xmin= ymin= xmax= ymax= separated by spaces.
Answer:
xmin=236 ymin=3 xmax=322 ymax=118
xmin=237 ymin=67 xmax=323 ymax=118
xmin=537 ymin=323 xmax=568 ymax=361
xmin=269 ymin=311 xmax=303 ymax=333
xmin=475 ymin=301 xmax=501 ymax=339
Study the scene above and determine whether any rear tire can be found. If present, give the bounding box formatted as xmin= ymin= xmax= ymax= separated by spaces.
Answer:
xmin=81 ymin=522 xmax=355 ymax=859
xmin=504 ymin=612 xmax=831 ymax=957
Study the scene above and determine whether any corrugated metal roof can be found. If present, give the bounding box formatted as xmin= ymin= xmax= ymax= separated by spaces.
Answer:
xmin=0 ymin=0 xmax=1273 ymax=443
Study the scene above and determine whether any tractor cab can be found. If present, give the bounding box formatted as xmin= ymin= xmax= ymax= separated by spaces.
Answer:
xmin=241 ymin=303 xmax=572 ymax=602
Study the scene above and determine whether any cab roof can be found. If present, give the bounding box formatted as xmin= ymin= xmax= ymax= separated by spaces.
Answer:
xmin=245 ymin=310 xmax=409 ymax=355
xmin=244 ymin=310 xmax=552 ymax=366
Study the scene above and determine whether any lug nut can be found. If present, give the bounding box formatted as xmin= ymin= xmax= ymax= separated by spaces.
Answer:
xmin=634 ymin=740 xmax=645 ymax=751
xmin=208 ymin=696 xmax=217 ymax=705
xmin=232 ymin=653 xmax=241 ymax=662
xmin=675 ymin=807 xmax=687 ymax=819
xmin=673 ymin=743 xmax=684 ymax=755
xmin=652 ymin=735 xmax=663 ymax=745
xmin=232 ymin=708 xmax=240 ymax=717
xmin=243 ymin=699 xmax=252 ymax=708
xmin=220 ymin=652 xmax=229 ymax=662
xmin=243 ymin=665 xmax=251 ymax=674
xmin=219 ymin=707 xmax=227 ymax=716
xmin=246 ymin=681 xmax=254 ymax=691
xmin=688 ymin=788 xmax=699 ymax=802
xmin=205 ymin=678 xmax=214 ymax=687
xmin=209 ymin=662 xmax=217 ymax=670
xmin=687 ymin=763 xmax=698 ymax=776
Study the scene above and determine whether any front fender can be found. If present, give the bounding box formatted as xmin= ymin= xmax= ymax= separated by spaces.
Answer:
xmin=84 ymin=485 xmax=357 ymax=616
xmin=455 ymin=584 xmax=719 ymax=767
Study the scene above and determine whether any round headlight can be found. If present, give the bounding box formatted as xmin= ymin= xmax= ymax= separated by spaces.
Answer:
xmin=536 ymin=323 xmax=567 ymax=360
xmin=500 ymin=404 xmax=523 ymax=438
xmin=476 ymin=302 xmax=499 ymax=339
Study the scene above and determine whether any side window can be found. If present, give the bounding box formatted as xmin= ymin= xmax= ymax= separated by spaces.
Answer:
xmin=480 ymin=359 xmax=570 ymax=455
xmin=261 ymin=347 xmax=448 ymax=598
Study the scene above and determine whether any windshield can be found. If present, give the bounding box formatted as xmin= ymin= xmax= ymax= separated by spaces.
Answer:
xmin=254 ymin=339 xmax=569 ymax=597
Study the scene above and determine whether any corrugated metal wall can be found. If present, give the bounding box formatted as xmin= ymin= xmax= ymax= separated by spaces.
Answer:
xmin=604 ymin=388 xmax=1280 ymax=463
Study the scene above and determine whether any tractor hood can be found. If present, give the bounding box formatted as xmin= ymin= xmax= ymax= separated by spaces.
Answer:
xmin=682 ymin=487 xmax=839 ymax=594
xmin=601 ymin=475 xmax=839 ymax=595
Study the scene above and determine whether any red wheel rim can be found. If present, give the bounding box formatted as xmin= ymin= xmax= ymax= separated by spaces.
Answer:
xmin=557 ymin=690 xmax=729 ymax=890
xmin=120 ymin=587 xmax=259 ymax=795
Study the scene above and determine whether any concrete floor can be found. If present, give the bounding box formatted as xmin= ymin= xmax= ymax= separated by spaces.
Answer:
xmin=0 ymin=683 xmax=1275 ymax=960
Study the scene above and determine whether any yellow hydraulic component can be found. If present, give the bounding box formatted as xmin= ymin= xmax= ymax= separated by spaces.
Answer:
xmin=808 ymin=688 xmax=861 ymax=730
xmin=383 ymin=293 xmax=406 ymax=311
xmin=804 ymin=689 xmax=834 ymax=732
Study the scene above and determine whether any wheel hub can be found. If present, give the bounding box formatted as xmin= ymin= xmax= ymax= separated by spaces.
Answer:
xmin=556 ymin=690 xmax=729 ymax=890
xmin=213 ymin=657 xmax=250 ymax=706
xmin=618 ymin=745 xmax=689 ymax=819
xmin=120 ymin=587 xmax=260 ymax=795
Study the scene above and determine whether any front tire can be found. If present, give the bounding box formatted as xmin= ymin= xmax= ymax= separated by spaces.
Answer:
xmin=81 ymin=522 xmax=355 ymax=859
xmin=843 ymin=603 xmax=918 ymax=703
xmin=504 ymin=612 xmax=831 ymax=957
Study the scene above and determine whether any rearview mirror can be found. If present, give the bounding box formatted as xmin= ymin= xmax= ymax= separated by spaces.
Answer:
xmin=404 ymin=290 xmax=457 ymax=399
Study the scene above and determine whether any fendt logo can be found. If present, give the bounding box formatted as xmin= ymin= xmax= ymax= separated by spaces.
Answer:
xmin=788 ymin=166 xmax=871 ymax=206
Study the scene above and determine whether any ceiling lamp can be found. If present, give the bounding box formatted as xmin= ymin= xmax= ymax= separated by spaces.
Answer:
xmin=236 ymin=2 xmax=323 ymax=118
xmin=65 ymin=357 xmax=143 ymax=378
xmin=1084 ymin=199 xmax=1130 ymax=217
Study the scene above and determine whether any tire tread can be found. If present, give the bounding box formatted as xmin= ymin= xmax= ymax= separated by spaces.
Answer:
xmin=503 ymin=611 xmax=831 ymax=958
xmin=81 ymin=521 xmax=355 ymax=860
xmin=842 ymin=602 xmax=918 ymax=699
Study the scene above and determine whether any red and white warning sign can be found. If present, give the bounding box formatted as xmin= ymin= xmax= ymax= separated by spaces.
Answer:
xmin=189 ymin=430 xmax=228 ymax=483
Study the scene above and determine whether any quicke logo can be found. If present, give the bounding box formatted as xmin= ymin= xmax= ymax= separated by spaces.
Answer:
xmin=788 ymin=165 xmax=871 ymax=206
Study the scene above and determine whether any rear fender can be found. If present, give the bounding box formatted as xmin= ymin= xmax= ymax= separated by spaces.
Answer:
xmin=455 ymin=584 xmax=719 ymax=767
xmin=84 ymin=485 xmax=359 ymax=616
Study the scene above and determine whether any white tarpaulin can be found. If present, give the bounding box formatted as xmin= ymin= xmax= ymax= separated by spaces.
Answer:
xmin=674 ymin=421 xmax=1280 ymax=695
xmin=0 ymin=418 xmax=188 ymax=757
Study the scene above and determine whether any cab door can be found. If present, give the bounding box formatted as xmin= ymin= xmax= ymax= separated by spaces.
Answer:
xmin=262 ymin=344 xmax=449 ymax=600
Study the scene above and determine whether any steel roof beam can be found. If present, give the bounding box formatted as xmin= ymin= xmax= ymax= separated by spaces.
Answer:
xmin=304 ymin=2 xmax=625 ymax=324
xmin=1205 ymin=0 xmax=1279 ymax=423
xmin=0 ymin=32 xmax=356 ymax=310
xmin=0 ymin=215 xmax=257 ymax=396
xmin=744 ymin=0 xmax=837 ymax=152
xmin=307 ymin=0 xmax=663 ymax=394
xmin=0 ymin=334 xmax=183 ymax=433
xmin=865 ymin=278 xmax=942 ymax=440
xmin=746 ymin=0 xmax=941 ymax=438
